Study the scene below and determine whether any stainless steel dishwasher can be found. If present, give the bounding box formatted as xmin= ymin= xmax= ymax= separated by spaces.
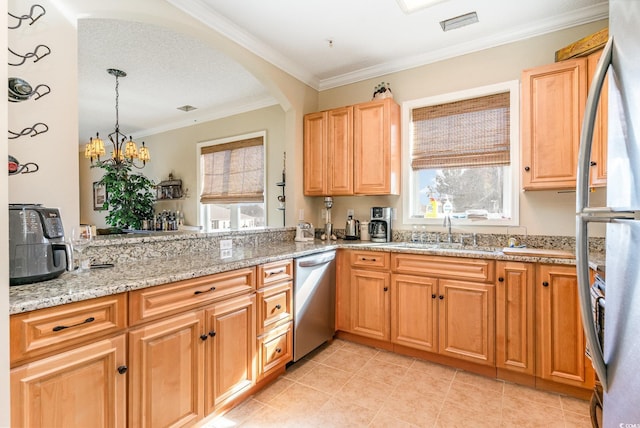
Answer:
xmin=293 ymin=250 xmax=336 ymax=361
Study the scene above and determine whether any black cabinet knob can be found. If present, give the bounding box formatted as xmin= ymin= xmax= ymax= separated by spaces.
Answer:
xmin=498 ymin=277 xmax=504 ymax=282
xmin=275 ymin=304 xmax=282 ymax=310
xmin=524 ymin=166 xmax=530 ymax=172
xmin=590 ymin=161 xmax=597 ymax=166
xmin=542 ymin=281 xmax=549 ymax=287
xmin=276 ymin=348 xmax=282 ymax=353
xmin=383 ymin=287 xmax=389 ymax=292
xmin=117 ymin=365 xmax=128 ymax=375
xmin=439 ymin=295 xmax=444 ymax=300
xmin=200 ymin=334 xmax=209 ymax=341
xmin=432 ymin=294 xmax=437 ymax=299
xmin=208 ymin=331 xmax=216 ymax=337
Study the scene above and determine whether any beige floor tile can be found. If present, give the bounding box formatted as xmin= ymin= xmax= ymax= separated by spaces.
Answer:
xmin=253 ymin=376 xmax=295 ymax=404
xmin=339 ymin=340 xmax=381 ymax=358
xmin=452 ymin=370 xmax=504 ymax=393
xmin=410 ymin=359 xmax=457 ymax=382
xmin=282 ymin=358 xmax=319 ymax=381
xmin=403 ymin=366 xmax=453 ymax=396
xmin=444 ymin=382 xmax=502 ymax=414
xmin=374 ymin=349 xmax=416 ymax=367
xmin=334 ymin=374 xmax=396 ymax=411
xmin=304 ymin=342 xmax=337 ymax=363
xmin=238 ymin=405 xmax=297 ymax=428
xmin=563 ymin=410 xmax=592 ymax=428
xmin=381 ymin=388 xmax=442 ymax=427
xmin=435 ymin=400 xmax=501 ymax=428
xmin=356 ymin=357 xmax=410 ymax=386
xmin=503 ymin=382 xmax=562 ymax=409
xmin=369 ymin=412 xmax=418 ymax=428
xmin=501 ymin=395 xmax=565 ymax=427
xmin=296 ymin=363 xmax=353 ymax=394
xmin=321 ymin=348 xmax=374 ymax=373
xmin=312 ymin=397 xmax=378 ymax=427
xmin=560 ymin=395 xmax=591 ymax=416
xmin=211 ymin=398 xmax=263 ymax=426
xmin=267 ymin=382 xmax=331 ymax=416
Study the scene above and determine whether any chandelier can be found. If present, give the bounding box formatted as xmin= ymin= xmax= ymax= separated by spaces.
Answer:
xmin=84 ymin=68 xmax=150 ymax=168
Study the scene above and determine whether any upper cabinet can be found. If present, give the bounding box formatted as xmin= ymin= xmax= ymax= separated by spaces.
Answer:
xmin=521 ymin=49 xmax=607 ymax=190
xmin=303 ymin=98 xmax=400 ymax=196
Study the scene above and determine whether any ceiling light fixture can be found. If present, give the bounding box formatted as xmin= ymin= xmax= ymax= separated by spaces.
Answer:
xmin=396 ymin=0 xmax=449 ymax=14
xmin=440 ymin=11 xmax=479 ymax=31
xmin=85 ymin=68 xmax=150 ymax=168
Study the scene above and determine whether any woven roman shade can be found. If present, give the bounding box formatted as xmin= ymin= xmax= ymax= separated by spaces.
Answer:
xmin=200 ymin=136 xmax=264 ymax=204
xmin=411 ymin=92 xmax=510 ymax=170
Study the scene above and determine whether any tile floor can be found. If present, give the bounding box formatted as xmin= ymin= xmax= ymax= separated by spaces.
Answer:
xmin=206 ymin=338 xmax=592 ymax=427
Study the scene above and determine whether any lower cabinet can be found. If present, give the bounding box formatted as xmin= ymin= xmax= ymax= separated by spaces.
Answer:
xmin=129 ymin=294 xmax=257 ymax=427
xmin=11 ymin=334 xmax=127 ymax=428
xmin=350 ymin=268 xmax=390 ymax=341
xmin=390 ymin=274 xmax=495 ymax=365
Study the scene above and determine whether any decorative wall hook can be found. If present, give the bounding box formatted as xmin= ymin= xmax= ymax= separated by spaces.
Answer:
xmin=8 ymin=44 xmax=51 ymax=66
xmin=8 ymin=122 xmax=49 ymax=139
xmin=8 ymin=4 xmax=46 ymax=29
xmin=8 ymin=155 xmax=39 ymax=175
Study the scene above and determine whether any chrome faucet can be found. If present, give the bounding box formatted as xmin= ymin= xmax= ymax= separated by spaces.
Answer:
xmin=443 ymin=215 xmax=453 ymax=243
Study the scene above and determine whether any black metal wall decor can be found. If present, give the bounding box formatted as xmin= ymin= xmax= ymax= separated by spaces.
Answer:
xmin=8 ymin=4 xmax=46 ymax=29
xmin=8 ymin=44 xmax=51 ymax=66
xmin=8 ymin=122 xmax=49 ymax=139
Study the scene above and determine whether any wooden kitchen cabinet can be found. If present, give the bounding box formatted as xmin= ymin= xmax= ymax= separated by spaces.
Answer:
xmin=129 ymin=310 xmax=206 ymax=428
xmin=205 ymin=293 xmax=256 ymax=414
xmin=353 ymin=98 xmax=401 ymax=195
xmin=11 ymin=334 xmax=127 ymax=428
xmin=496 ymin=261 xmax=535 ymax=376
xmin=350 ymin=268 xmax=390 ymax=340
xmin=438 ymin=279 xmax=495 ymax=365
xmin=390 ymin=273 xmax=438 ymax=352
xmin=536 ymin=264 xmax=594 ymax=389
xmin=522 ymin=58 xmax=587 ymax=190
xmin=303 ymin=98 xmax=400 ymax=196
xmin=587 ymin=49 xmax=608 ymax=187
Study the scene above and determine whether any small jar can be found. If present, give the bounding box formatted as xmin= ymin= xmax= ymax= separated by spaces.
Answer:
xmin=360 ymin=221 xmax=370 ymax=241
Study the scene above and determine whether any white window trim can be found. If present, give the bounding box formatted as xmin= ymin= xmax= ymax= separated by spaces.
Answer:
xmin=196 ymin=130 xmax=267 ymax=231
xmin=401 ymin=80 xmax=520 ymax=227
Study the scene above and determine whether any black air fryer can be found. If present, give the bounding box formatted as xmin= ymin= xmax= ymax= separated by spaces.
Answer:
xmin=9 ymin=204 xmax=71 ymax=285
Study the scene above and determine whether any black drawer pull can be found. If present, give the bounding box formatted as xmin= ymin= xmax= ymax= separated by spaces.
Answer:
xmin=275 ymin=304 xmax=282 ymax=310
xmin=52 ymin=317 xmax=95 ymax=332
xmin=117 ymin=365 xmax=128 ymax=375
xmin=361 ymin=257 xmax=377 ymax=262
xmin=194 ymin=286 xmax=216 ymax=295
xmin=268 ymin=269 xmax=285 ymax=276
xmin=276 ymin=348 xmax=282 ymax=353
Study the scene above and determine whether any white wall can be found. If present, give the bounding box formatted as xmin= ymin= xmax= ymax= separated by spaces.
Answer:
xmin=8 ymin=0 xmax=79 ymax=234
xmin=314 ymin=20 xmax=608 ymax=237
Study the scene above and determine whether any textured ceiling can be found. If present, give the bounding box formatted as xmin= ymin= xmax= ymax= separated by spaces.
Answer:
xmin=77 ymin=0 xmax=608 ymax=144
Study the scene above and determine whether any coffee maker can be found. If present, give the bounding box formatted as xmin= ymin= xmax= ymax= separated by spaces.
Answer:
xmin=369 ymin=207 xmax=392 ymax=243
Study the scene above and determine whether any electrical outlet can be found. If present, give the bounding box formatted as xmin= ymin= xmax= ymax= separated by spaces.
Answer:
xmin=298 ymin=209 xmax=304 ymax=221
xmin=347 ymin=208 xmax=354 ymax=217
xmin=220 ymin=239 xmax=232 ymax=250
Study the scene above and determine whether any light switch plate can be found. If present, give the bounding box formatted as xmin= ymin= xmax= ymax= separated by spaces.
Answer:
xmin=220 ymin=239 xmax=232 ymax=250
xmin=347 ymin=208 xmax=354 ymax=217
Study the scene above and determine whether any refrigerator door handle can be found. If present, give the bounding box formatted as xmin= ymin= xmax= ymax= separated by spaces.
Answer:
xmin=576 ymin=37 xmax=613 ymax=391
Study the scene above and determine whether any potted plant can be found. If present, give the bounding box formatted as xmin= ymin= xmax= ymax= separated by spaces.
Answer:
xmin=95 ymin=162 xmax=156 ymax=230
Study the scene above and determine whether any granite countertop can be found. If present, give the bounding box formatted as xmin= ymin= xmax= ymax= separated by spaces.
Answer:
xmin=9 ymin=240 xmax=604 ymax=315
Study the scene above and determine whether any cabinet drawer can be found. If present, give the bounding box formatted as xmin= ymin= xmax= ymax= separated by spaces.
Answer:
xmin=257 ymin=281 xmax=293 ymax=336
xmin=129 ymin=268 xmax=256 ymax=325
xmin=257 ymin=259 xmax=293 ymax=288
xmin=350 ymin=250 xmax=390 ymax=269
xmin=392 ymin=254 xmax=495 ymax=282
xmin=258 ymin=321 xmax=292 ymax=379
xmin=10 ymin=294 xmax=127 ymax=366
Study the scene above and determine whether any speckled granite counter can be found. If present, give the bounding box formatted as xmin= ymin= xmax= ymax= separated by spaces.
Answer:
xmin=9 ymin=237 xmax=605 ymax=315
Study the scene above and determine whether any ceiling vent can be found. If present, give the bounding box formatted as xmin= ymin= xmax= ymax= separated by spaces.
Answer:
xmin=395 ymin=0 xmax=449 ymax=14
xmin=440 ymin=11 xmax=479 ymax=31
xmin=177 ymin=105 xmax=197 ymax=112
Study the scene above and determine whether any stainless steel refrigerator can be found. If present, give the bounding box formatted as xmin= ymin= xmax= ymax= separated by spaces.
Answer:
xmin=576 ymin=0 xmax=640 ymax=426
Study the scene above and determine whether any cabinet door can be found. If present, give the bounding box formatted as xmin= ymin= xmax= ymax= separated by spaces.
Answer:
xmin=587 ymin=50 xmax=608 ymax=187
xmin=303 ymin=111 xmax=328 ymax=195
xmin=353 ymin=98 xmax=401 ymax=195
xmin=205 ymin=294 xmax=256 ymax=414
xmin=327 ymin=106 xmax=354 ymax=195
xmin=521 ymin=58 xmax=587 ymax=190
xmin=391 ymin=274 xmax=438 ymax=352
xmin=129 ymin=311 xmax=205 ymax=428
xmin=496 ymin=262 xmax=535 ymax=375
xmin=350 ymin=268 xmax=390 ymax=340
xmin=536 ymin=264 xmax=594 ymax=388
xmin=11 ymin=334 xmax=127 ymax=428
xmin=438 ymin=280 xmax=495 ymax=365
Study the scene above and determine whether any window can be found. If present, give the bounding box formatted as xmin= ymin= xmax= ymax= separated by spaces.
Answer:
xmin=198 ymin=132 xmax=266 ymax=231
xmin=402 ymin=81 xmax=519 ymax=226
